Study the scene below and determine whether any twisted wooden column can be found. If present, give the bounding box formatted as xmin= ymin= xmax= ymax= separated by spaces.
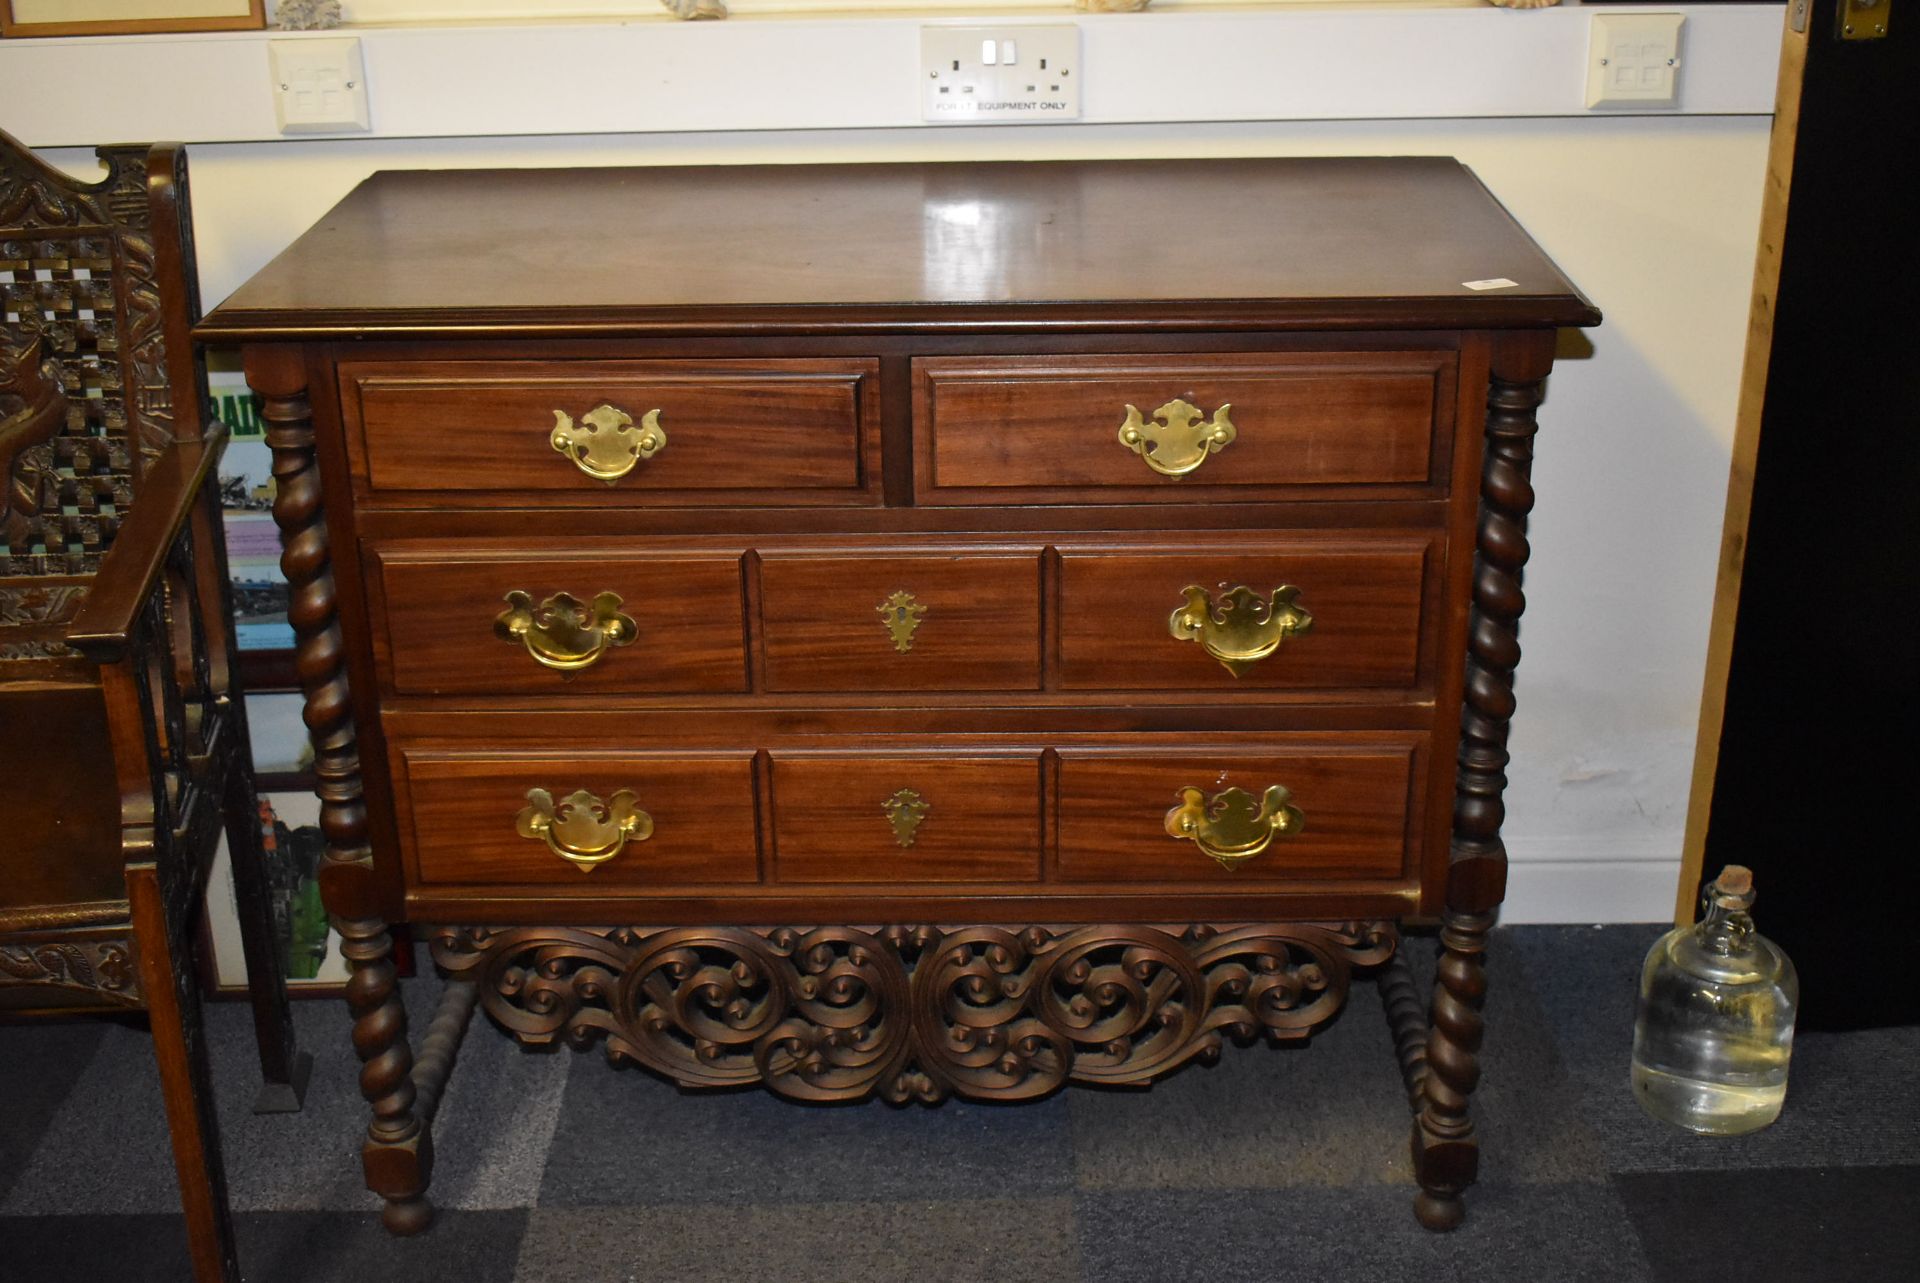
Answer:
xmin=249 ymin=347 xmax=432 ymax=1236
xmin=1411 ymin=334 xmax=1553 ymax=1231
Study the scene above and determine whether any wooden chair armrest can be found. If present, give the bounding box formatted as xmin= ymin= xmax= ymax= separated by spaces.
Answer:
xmin=66 ymin=428 xmax=226 ymax=662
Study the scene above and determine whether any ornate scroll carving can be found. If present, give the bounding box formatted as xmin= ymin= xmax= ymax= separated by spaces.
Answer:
xmin=430 ymin=921 xmax=1394 ymax=1104
xmin=1 ymin=333 xmax=66 ymax=545
xmin=0 ymin=582 xmax=87 ymax=627
xmin=0 ymin=938 xmax=140 ymax=1005
xmin=0 ymin=580 xmax=88 ymax=658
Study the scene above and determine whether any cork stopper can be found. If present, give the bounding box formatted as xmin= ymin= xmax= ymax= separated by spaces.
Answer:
xmin=1715 ymin=865 xmax=1753 ymax=896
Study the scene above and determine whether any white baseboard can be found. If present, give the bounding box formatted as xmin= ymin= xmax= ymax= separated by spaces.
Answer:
xmin=1502 ymin=841 xmax=1681 ymax=924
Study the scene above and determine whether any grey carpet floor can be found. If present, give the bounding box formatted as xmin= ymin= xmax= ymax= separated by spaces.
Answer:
xmin=2 ymin=925 xmax=1916 ymax=1282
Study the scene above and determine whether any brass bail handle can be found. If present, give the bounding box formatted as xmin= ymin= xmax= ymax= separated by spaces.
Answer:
xmin=1117 ymin=398 xmax=1235 ymax=477
xmin=494 ymin=590 xmax=638 ymax=673
xmin=1165 ymin=784 xmax=1303 ymax=871
xmin=1169 ymin=584 xmax=1313 ymax=677
xmin=516 ymin=787 xmax=653 ymax=872
xmin=550 ymin=403 xmax=666 ymax=483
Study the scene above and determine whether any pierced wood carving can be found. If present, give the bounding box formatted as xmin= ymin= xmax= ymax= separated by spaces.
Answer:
xmin=2 ymin=141 xmax=176 ymax=575
xmin=431 ymin=921 xmax=1395 ymax=1103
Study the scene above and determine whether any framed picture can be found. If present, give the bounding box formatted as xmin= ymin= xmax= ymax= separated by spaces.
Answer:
xmin=201 ymin=790 xmax=350 ymax=996
xmin=246 ymin=691 xmax=313 ymax=775
xmin=1 ymin=1 xmax=264 ymax=38
xmin=207 ymin=357 xmax=298 ymax=664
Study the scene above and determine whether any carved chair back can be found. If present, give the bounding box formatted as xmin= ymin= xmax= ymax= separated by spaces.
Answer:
xmin=0 ymin=126 xmax=238 ymax=1009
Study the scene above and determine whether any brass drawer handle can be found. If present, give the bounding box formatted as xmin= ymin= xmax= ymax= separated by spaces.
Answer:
xmin=1165 ymin=785 xmax=1303 ymax=871
xmin=516 ymin=787 xmax=653 ymax=873
xmin=1169 ymin=584 xmax=1313 ymax=676
xmin=1117 ymin=398 xmax=1235 ymax=477
xmin=494 ymin=590 xmax=637 ymax=672
xmin=550 ymin=403 xmax=665 ymax=482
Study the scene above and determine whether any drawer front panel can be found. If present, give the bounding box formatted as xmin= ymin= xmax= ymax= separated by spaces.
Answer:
xmin=342 ymin=359 xmax=879 ymax=502
xmin=771 ymin=753 xmax=1043 ymax=884
xmin=402 ymin=751 xmax=760 ymax=886
xmin=371 ymin=547 xmax=748 ymax=696
xmin=1056 ymin=740 xmax=1420 ymax=883
xmin=914 ymin=352 xmax=1451 ymax=503
xmin=1057 ymin=536 xmax=1432 ymax=692
xmin=758 ymin=550 xmax=1044 ymax=692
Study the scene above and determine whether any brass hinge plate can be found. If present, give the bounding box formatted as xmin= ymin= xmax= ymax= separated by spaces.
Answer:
xmin=1838 ymin=0 xmax=1892 ymax=40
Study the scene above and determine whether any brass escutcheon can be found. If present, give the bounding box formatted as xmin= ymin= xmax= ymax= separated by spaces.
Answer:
xmin=877 ymin=590 xmax=926 ymax=653
xmin=1165 ymin=784 xmax=1303 ymax=871
xmin=550 ymin=403 xmax=666 ymax=483
xmin=883 ymin=788 xmax=929 ymax=847
xmin=1169 ymin=584 xmax=1313 ymax=677
xmin=516 ymin=786 xmax=653 ymax=872
xmin=494 ymin=590 xmax=637 ymax=673
xmin=1117 ymin=399 xmax=1236 ymax=477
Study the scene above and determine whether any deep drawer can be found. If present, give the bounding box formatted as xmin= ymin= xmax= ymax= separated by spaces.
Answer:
xmin=757 ymin=548 xmax=1044 ymax=692
xmin=913 ymin=351 xmax=1453 ymax=504
xmin=367 ymin=544 xmax=749 ymax=696
xmin=769 ymin=751 xmax=1044 ymax=884
xmin=399 ymin=750 xmax=761 ymax=887
xmin=340 ymin=358 xmax=880 ymax=504
xmin=1055 ymin=533 xmax=1435 ymax=692
xmin=1055 ymin=737 xmax=1424 ymax=883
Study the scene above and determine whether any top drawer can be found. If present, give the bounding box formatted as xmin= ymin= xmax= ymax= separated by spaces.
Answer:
xmin=913 ymin=351 xmax=1455 ymax=504
xmin=339 ymin=358 xmax=881 ymax=505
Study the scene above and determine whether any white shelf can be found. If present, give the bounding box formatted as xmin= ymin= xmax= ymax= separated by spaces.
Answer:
xmin=0 ymin=6 xmax=1783 ymax=146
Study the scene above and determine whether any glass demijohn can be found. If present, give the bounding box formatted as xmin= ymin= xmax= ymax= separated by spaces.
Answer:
xmin=1631 ymin=865 xmax=1799 ymax=1135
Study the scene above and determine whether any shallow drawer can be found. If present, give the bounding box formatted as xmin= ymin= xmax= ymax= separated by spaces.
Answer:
xmin=1056 ymin=535 xmax=1433 ymax=691
xmin=770 ymin=752 xmax=1043 ymax=884
xmin=758 ymin=549 xmax=1043 ymax=692
xmin=369 ymin=545 xmax=748 ymax=697
xmin=1055 ymin=738 xmax=1422 ymax=883
xmin=401 ymin=751 xmax=760 ymax=886
xmin=913 ymin=351 xmax=1451 ymax=503
xmin=341 ymin=358 xmax=879 ymax=503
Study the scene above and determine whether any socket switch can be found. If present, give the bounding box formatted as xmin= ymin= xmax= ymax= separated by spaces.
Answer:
xmin=922 ymin=25 xmax=1080 ymax=124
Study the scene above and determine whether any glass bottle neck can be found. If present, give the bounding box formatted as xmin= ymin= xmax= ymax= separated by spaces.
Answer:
xmin=1697 ymin=898 xmax=1756 ymax=957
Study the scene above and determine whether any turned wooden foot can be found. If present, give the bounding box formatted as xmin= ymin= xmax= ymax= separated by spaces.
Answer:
xmin=382 ymin=1196 xmax=435 ymax=1236
xmin=1412 ymin=1188 xmax=1466 ymax=1232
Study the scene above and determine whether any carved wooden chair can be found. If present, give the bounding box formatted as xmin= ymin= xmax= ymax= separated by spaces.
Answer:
xmin=0 ymin=129 xmax=309 ymax=1283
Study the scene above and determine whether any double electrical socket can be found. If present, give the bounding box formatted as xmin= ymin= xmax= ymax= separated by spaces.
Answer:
xmin=921 ymin=25 xmax=1081 ymax=123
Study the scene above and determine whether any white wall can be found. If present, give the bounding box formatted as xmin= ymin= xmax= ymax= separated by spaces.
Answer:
xmin=8 ymin=10 xmax=1780 ymax=923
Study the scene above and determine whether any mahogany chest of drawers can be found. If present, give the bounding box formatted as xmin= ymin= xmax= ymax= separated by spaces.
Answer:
xmin=197 ymin=157 xmax=1598 ymax=1233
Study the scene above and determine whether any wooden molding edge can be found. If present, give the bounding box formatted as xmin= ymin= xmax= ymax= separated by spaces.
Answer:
xmin=1674 ymin=6 xmax=1812 ymax=926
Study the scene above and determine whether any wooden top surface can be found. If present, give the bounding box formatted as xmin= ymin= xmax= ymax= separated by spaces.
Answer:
xmin=198 ymin=157 xmax=1599 ymax=340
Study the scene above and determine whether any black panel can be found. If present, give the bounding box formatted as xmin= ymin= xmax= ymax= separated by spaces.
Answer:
xmin=1702 ymin=2 xmax=1920 ymax=1028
